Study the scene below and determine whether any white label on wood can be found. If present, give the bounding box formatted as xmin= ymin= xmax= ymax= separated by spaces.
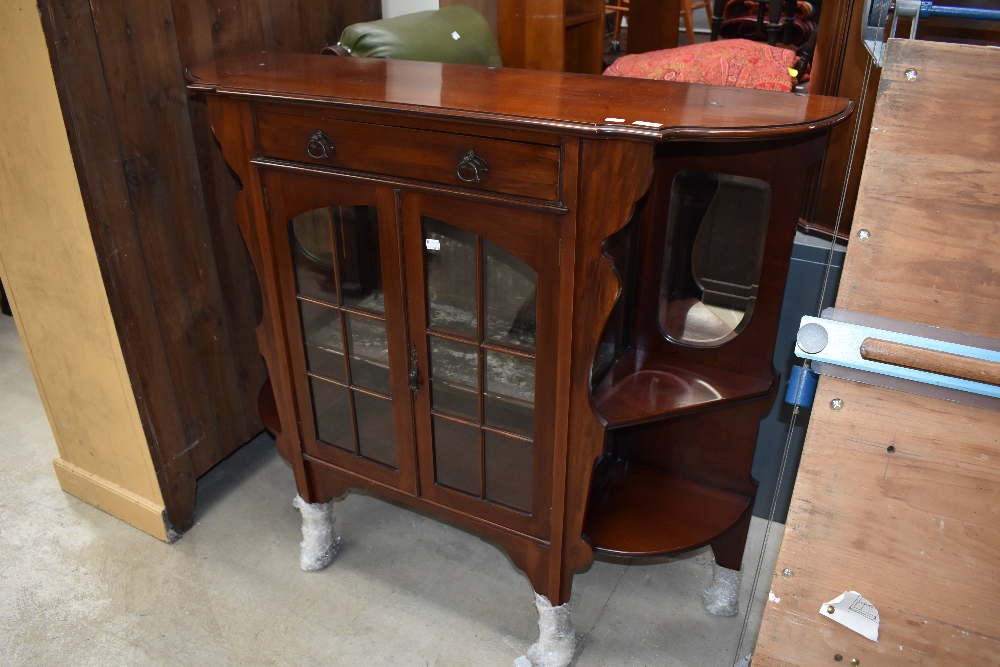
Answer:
xmin=820 ymin=591 xmax=880 ymax=642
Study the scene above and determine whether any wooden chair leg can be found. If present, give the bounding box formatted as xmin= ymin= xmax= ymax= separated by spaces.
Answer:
xmin=767 ymin=0 xmax=783 ymax=45
xmin=681 ymin=0 xmax=696 ymax=44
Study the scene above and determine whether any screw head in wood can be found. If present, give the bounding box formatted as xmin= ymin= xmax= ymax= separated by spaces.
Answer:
xmin=834 ymin=655 xmax=843 ymax=662
xmin=905 ymin=68 xmax=917 ymax=81
xmin=857 ymin=229 xmax=870 ymax=240
xmin=830 ymin=398 xmax=843 ymax=410
xmin=782 ymin=568 xmax=794 ymax=577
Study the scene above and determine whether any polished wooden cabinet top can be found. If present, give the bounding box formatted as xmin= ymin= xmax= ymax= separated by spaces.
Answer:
xmin=188 ymin=53 xmax=852 ymax=140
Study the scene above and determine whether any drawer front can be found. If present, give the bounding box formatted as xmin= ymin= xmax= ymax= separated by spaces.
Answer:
xmin=256 ymin=111 xmax=561 ymax=201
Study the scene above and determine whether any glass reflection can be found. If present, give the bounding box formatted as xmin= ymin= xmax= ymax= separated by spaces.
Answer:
xmin=337 ymin=208 xmax=384 ymax=314
xmin=429 ymin=336 xmax=479 ymax=422
xmin=345 ymin=313 xmax=391 ymax=395
xmin=290 ymin=209 xmax=337 ymax=304
xmin=484 ymin=349 xmax=535 ymax=438
xmin=354 ymin=391 xmax=397 ymax=468
xmin=484 ymin=431 xmax=533 ymax=513
xmin=309 ymin=377 xmax=353 ymax=452
xmin=423 ymin=217 xmax=478 ymax=337
xmin=659 ymin=171 xmax=771 ymax=347
xmin=485 ymin=240 xmax=536 ymax=350
xmin=299 ymin=301 xmax=346 ymax=382
xmin=433 ymin=416 xmax=480 ymax=496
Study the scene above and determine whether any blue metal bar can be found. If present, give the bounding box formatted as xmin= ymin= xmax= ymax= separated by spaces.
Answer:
xmin=920 ymin=1 xmax=1000 ymax=20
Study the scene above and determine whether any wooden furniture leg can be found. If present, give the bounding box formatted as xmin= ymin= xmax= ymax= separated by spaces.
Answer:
xmin=682 ymin=0 xmax=712 ymax=44
xmin=293 ymin=495 xmax=342 ymax=571
xmin=705 ymin=505 xmax=753 ymax=616
xmin=527 ymin=594 xmax=576 ymax=667
xmin=710 ymin=0 xmax=727 ymax=39
xmin=783 ymin=0 xmax=797 ymax=44
xmin=767 ymin=0 xmax=783 ymax=44
xmin=606 ymin=1 xmax=629 ymax=51
xmin=681 ymin=0 xmax=696 ymax=44
xmin=710 ymin=503 xmax=754 ymax=571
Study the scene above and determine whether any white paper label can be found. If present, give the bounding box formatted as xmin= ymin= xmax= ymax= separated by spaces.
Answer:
xmin=820 ymin=591 xmax=880 ymax=642
xmin=425 ymin=238 xmax=441 ymax=251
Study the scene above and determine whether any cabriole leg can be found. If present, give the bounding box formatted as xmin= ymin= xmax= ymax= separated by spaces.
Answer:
xmin=703 ymin=562 xmax=743 ymax=616
xmin=292 ymin=495 xmax=342 ymax=571
xmin=525 ymin=593 xmax=577 ymax=667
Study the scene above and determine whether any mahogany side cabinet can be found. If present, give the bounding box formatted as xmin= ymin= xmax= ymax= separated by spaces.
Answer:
xmin=188 ymin=53 xmax=851 ymax=657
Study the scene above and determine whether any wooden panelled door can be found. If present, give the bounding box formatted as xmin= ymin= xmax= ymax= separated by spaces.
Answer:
xmin=261 ymin=169 xmax=563 ymax=539
xmin=264 ymin=170 xmax=418 ymax=494
xmin=401 ymin=193 xmax=562 ymax=541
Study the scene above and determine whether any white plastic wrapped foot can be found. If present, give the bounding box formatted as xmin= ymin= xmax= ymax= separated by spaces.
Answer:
xmin=703 ymin=562 xmax=742 ymax=616
xmin=292 ymin=495 xmax=342 ymax=571
xmin=525 ymin=593 xmax=576 ymax=667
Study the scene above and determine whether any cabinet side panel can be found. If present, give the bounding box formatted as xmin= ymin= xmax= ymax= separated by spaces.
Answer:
xmin=559 ymin=139 xmax=654 ymax=603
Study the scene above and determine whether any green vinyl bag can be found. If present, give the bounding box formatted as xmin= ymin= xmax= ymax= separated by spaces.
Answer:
xmin=338 ymin=5 xmax=502 ymax=67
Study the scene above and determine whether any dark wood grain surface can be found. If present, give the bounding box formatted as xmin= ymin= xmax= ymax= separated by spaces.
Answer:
xmin=196 ymin=51 xmax=851 ymax=614
xmin=584 ymin=460 xmax=751 ymax=557
xmin=38 ymin=0 xmax=380 ymax=533
xmin=256 ymin=110 xmax=562 ymax=200
xmin=188 ymin=53 xmax=852 ymax=140
xmin=593 ymin=350 xmax=773 ymax=428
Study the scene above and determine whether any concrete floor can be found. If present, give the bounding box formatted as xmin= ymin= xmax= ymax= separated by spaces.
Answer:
xmin=0 ymin=313 xmax=785 ymax=666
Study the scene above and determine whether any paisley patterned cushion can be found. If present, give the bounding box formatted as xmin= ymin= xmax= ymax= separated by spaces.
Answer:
xmin=603 ymin=39 xmax=797 ymax=92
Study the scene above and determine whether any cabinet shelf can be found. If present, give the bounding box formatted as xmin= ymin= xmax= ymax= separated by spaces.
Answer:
xmin=592 ymin=349 xmax=773 ymax=429
xmin=583 ymin=459 xmax=752 ymax=557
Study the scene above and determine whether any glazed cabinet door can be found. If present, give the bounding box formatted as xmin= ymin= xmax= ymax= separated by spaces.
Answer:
xmin=402 ymin=193 xmax=562 ymax=540
xmin=264 ymin=170 xmax=417 ymax=494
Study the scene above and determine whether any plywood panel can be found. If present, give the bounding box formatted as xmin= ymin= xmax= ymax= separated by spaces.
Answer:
xmin=0 ymin=0 xmax=166 ymax=537
xmin=836 ymin=39 xmax=1000 ymax=337
xmin=754 ymin=39 xmax=1000 ymax=666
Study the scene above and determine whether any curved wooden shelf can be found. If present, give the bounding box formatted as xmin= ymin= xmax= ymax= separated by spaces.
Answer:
xmin=592 ymin=349 xmax=773 ymax=429
xmin=583 ymin=459 xmax=752 ymax=557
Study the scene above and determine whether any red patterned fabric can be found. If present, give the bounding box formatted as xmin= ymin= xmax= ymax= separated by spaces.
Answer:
xmin=603 ymin=39 xmax=797 ymax=92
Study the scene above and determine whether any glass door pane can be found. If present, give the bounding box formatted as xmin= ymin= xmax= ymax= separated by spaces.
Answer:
xmin=419 ymin=216 xmax=538 ymax=514
xmin=289 ymin=205 xmax=397 ymax=469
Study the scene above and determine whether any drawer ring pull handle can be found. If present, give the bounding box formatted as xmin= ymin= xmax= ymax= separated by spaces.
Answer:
xmin=456 ymin=150 xmax=489 ymax=183
xmin=306 ymin=131 xmax=335 ymax=160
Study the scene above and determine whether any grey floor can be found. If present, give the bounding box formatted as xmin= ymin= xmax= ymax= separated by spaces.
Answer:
xmin=0 ymin=313 xmax=784 ymax=666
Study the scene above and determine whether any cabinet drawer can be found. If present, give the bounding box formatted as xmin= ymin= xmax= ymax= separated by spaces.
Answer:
xmin=256 ymin=111 xmax=561 ymax=201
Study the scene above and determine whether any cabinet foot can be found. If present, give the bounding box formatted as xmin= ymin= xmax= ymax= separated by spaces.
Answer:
xmin=292 ymin=495 xmax=342 ymax=571
xmin=525 ymin=593 xmax=577 ymax=667
xmin=703 ymin=562 xmax=742 ymax=616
